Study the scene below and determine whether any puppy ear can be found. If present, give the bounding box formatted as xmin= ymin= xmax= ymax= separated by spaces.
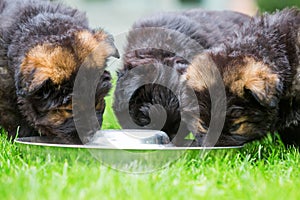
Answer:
xmin=73 ymin=30 xmax=119 ymax=64
xmin=243 ymin=74 xmax=282 ymax=108
xmin=18 ymin=44 xmax=77 ymax=96
xmin=17 ymin=75 xmax=50 ymax=97
xmin=225 ymin=57 xmax=282 ymax=108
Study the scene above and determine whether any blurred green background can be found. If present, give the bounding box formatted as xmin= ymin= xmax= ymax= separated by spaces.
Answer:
xmin=58 ymin=0 xmax=299 ymax=73
xmin=59 ymin=0 xmax=299 ymax=35
xmin=257 ymin=0 xmax=300 ymax=12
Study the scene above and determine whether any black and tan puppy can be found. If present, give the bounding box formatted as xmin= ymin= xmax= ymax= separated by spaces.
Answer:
xmin=113 ymin=9 xmax=250 ymax=144
xmin=185 ymin=8 xmax=300 ymax=146
xmin=0 ymin=0 xmax=118 ymax=143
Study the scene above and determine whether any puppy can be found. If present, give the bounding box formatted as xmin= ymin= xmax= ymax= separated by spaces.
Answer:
xmin=185 ymin=8 xmax=300 ymax=146
xmin=0 ymin=0 xmax=119 ymax=144
xmin=113 ymin=9 xmax=250 ymax=145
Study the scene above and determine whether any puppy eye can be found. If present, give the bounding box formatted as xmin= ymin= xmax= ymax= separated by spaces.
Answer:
xmin=63 ymin=95 xmax=72 ymax=104
xmin=33 ymin=87 xmax=52 ymax=99
xmin=65 ymin=109 xmax=73 ymax=114
xmin=230 ymin=108 xmax=244 ymax=118
xmin=230 ymin=123 xmax=242 ymax=133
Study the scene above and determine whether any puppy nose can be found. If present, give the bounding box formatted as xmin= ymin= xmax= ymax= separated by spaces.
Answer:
xmin=112 ymin=49 xmax=120 ymax=59
xmin=175 ymin=63 xmax=188 ymax=74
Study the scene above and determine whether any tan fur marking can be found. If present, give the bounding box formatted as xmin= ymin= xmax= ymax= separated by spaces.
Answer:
xmin=57 ymin=103 xmax=72 ymax=111
xmin=196 ymin=119 xmax=207 ymax=133
xmin=21 ymin=44 xmax=77 ymax=88
xmin=74 ymin=30 xmax=115 ymax=66
xmin=94 ymin=30 xmax=109 ymax=42
xmin=95 ymin=100 xmax=104 ymax=111
xmin=232 ymin=123 xmax=253 ymax=135
xmin=21 ymin=30 xmax=115 ymax=92
xmin=232 ymin=116 xmax=249 ymax=125
xmin=186 ymin=54 xmax=217 ymax=92
xmin=224 ymin=57 xmax=279 ymax=102
xmin=45 ymin=110 xmax=72 ymax=126
xmin=186 ymin=62 xmax=207 ymax=92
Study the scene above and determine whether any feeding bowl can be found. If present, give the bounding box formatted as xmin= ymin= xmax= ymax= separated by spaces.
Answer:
xmin=14 ymin=129 xmax=244 ymax=173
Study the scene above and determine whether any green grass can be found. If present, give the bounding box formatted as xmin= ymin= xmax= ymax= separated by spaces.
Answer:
xmin=1 ymin=76 xmax=300 ymax=199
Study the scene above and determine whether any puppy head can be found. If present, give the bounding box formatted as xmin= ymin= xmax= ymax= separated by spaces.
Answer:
xmin=223 ymin=56 xmax=282 ymax=108
xmin=186 ymin=53 xmax=282 ymax=146
xmin=123 ymin=13 xmax=204 ymax=75
xmin=16 ymin=30 xmax=118 ymax=142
